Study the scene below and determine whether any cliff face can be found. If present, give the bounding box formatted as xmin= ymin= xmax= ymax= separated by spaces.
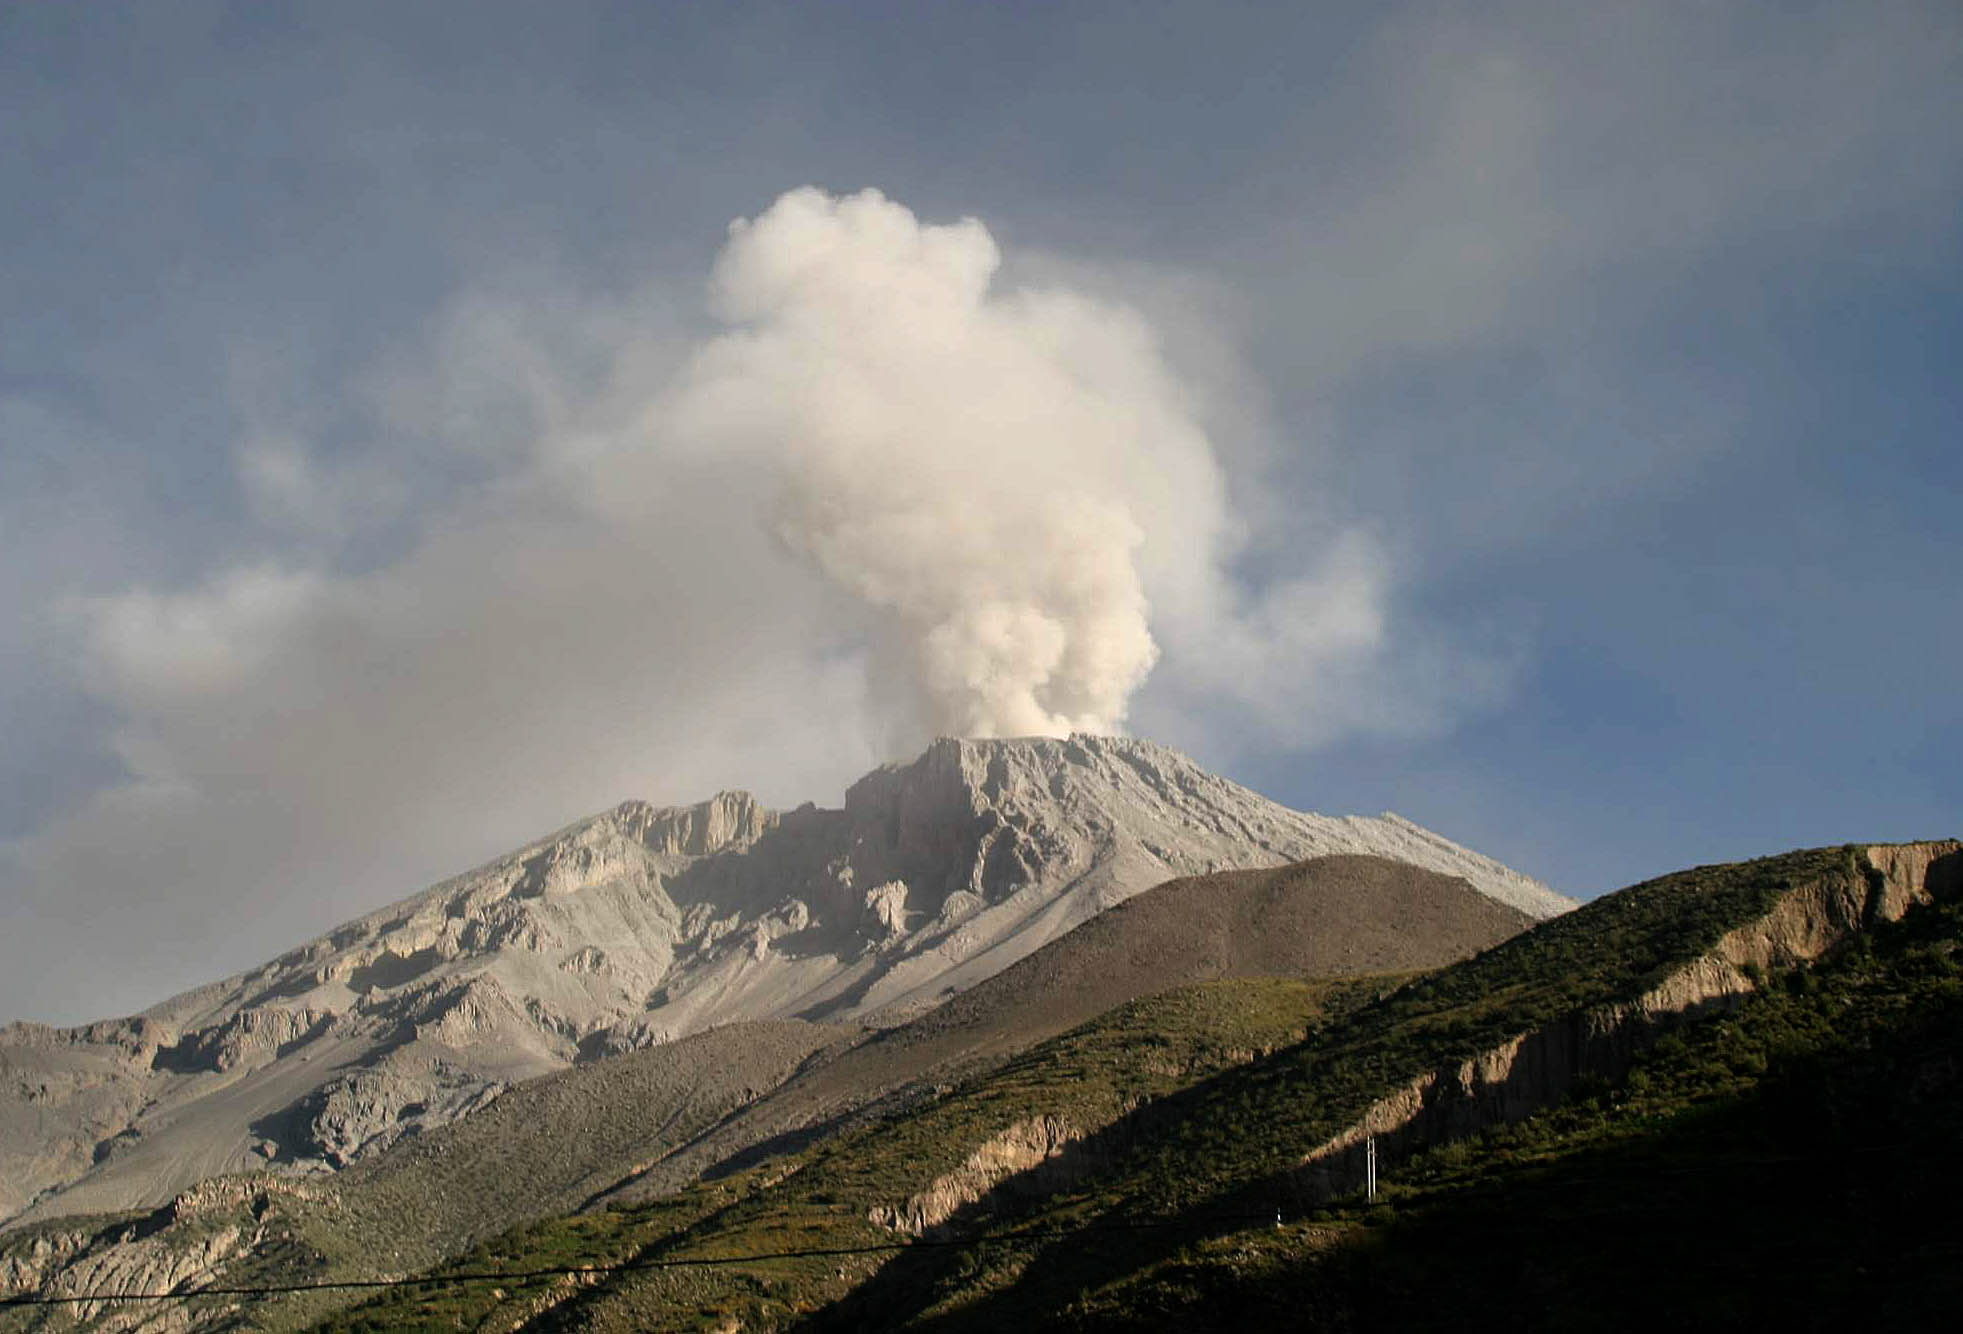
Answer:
xmin=0 ymin=736 xmax=1560 ymax=1230
xmin=0 ymin=1179 xmax=327 ymax=1334
xmin=867 ymin=1115 xmax=1087 ymax=1236
xmin=1293 ymin=840 xmax=1962 ymax=1200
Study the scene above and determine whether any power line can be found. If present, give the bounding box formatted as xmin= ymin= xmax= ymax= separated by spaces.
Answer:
xmin=0 ymin=1212 xmax=1301 ymax=1309
xmin=2 ymin=1242 xmax=913 ymax=1309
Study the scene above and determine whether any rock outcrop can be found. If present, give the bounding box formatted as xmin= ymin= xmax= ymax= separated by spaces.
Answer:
xmin=868 ymin=1115 xmax=1084 ymax=1235
xmin=0 ymin=1177 xmax=326 ymax=1333
xmin=1292 ymin=840 xmax=1962 ymax=1200
xmin=594 ymin=853 xmax=1541 ymax=1213
xmin=0 ymin=735 xmax=1561 ymax=1229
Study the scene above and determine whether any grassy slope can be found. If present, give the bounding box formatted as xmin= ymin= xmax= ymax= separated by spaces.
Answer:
xmin=596 ymin=855 xmax=1532 ymax=1209
xmin=552 ymin=844 xmax=1899 ymax=1331
xmin=313 ymin=975 xmax=1378 ymax=1332
xmin=789 ymin=845 xmax=1865 ymax=1330
xmin=1030 ymin=870 xmax=1963 ymax=1331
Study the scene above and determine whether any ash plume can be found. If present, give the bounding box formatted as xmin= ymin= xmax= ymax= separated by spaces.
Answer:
xmin=670 ymin=187 xmax=1220 ymax=740
xmin=5 ymin=186 xmax=1415 ymax=1023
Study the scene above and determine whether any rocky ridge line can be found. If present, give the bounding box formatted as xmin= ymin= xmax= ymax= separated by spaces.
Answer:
xmin=0 ymin=734 xmax=1563 ymax=1229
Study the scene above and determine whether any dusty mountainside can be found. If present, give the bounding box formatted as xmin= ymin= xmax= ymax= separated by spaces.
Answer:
xmin=0 ymin=734 xmax=1562 ymax=1230
xmin=0 ymin=854 xmax=1534 ymax=1332
xmin=12 ymin=843 xmax=1948 ymax=1330
xmin=600 ymin=854 xmax=1536 ymax=1208
xmin=249 ymin=839 xmax=1954 ymax=1333
xmin=0 ymin=1023 xmax=848 ymax=1334
xmin=0 ymin=1022 xmax=850 ymax=1334
xmin=362 ymin=839 xmax=1947 ymax=1334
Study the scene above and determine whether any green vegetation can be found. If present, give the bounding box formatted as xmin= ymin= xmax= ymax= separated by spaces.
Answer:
xmin=317 ymin=844 xmax=1906 ymax=1331
xmin=1035 ymin=867 xmax=1963 ymax=1331
xmin=314 ymin=975 xmax=1361 ymax=1332
xmin=16 ymin=842 xmax=1943 ymax=1332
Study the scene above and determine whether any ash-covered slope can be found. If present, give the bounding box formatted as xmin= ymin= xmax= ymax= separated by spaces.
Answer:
xmin=0 ymin=858 xmax=1535 ymax=1332
xmin=0 ymin=735 xmax=1563 ymax=1228
xmin=600 ymin=854 xmax=1538 ymax=1210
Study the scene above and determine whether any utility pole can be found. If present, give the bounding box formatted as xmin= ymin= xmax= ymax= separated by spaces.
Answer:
xmin=1365 ymin=1135 xmax=1377 ymax=1201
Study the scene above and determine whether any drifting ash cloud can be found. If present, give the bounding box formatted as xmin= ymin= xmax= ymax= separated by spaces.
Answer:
xmin=4 ymin=187 xmax=1462 ymax=1022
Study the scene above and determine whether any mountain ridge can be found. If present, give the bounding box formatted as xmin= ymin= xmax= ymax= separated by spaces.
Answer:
xmin=0 ymin=853 xmax=1536 ymax=1331
xmin=386 ymin=840 xmax=1958 ymax=1333
xmin=0 ymin=734 xmax=1564 ymax=1229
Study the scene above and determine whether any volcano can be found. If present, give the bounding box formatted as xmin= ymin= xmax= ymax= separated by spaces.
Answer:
xmin=0 ymin=734 xmax=1565 ymax=1227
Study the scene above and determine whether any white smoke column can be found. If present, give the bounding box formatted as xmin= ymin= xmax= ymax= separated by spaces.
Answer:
xmin=671 ymin=187 xmax=1233 ymax=741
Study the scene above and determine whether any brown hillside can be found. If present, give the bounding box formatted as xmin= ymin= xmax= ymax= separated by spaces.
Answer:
xmin=601 ymin=854 xmax=1535 ymax=1205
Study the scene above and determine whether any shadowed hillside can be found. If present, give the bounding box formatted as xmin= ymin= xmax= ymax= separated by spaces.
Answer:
xmin=289 ymin=840 xmax=1955 ymax=1332
xmin=598 ymin=854 xmax=1534 ymax=1207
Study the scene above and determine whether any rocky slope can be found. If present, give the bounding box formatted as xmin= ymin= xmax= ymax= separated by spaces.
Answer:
xmin=529 ymin=840 xmax=1955 ymax=1334
xmin=0 ymin=734 xmax=1562 ymax=1229
xmin=599 ymin=854 xmax=1536 ymax=1209
xmin=0 ymin=1022 xmax=849 ymax=1334
xmin=0 ymin=857 xmax=1533 ymax=1332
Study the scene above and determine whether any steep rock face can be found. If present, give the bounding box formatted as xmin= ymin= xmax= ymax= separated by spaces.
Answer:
xmin=868 ymin=1115 xmax=1084 ymax=1236
xmin=0 ymin=1178 xmax=329 ymax=1334
xmin=0 ymin=735 xmax=1560 ymax=1229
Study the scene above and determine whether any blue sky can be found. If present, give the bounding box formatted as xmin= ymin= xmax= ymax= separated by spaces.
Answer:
xmin=2 ymin=0 xmax=1958 ymax=1023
